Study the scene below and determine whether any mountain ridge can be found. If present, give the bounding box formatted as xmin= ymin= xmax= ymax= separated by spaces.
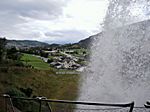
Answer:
xmin=6 ymin=39 xmax=49 ymax=48
xmin=5 ymin=36 xmax=94 ymax=49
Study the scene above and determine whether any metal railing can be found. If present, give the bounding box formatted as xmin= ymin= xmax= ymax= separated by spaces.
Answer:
xmin=0 ymin=94 xmax=135 ymax=112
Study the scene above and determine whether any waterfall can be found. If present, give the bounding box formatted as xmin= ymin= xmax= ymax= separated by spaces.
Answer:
xmin=78 ymin=0 xmax=150 ymax=106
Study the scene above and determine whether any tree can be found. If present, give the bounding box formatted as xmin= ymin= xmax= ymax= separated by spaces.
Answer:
xmin=20 ymin=87 xmax=33 ymax=97
xmin=47 ymin=58 xmax=53 ymax=63
xmin=40 ymin=51 xmax=49 ymax=58
xmin=7 ymin=47 xmax=20 ymax=60
xmin=0 ymin=38 xmax=7 ymax=61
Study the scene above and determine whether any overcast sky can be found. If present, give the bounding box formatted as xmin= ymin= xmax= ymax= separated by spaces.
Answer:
xmin=0 ymin=0 xmax=108 ymax=44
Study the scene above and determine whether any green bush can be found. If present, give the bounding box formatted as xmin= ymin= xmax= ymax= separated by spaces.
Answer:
xmin=5 ymin=88 xmax=38 ymax=111
xmin=20 ymin=87 xmax=33 ymax=97
xmin=14 ymin=60 xmax=24 ymax=67
xmin=6 ymin=88 xmax=25 ymax=97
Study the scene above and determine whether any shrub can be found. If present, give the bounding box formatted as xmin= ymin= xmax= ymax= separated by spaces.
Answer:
xmin=20 ymin=87 xmax=33 ymax=97
xmin=47 ymin=58 xmax=53 ymax=63
xmin=14 ymin=60 xmax=24 ymax=67
xmin=6 ymin=88 xmax=25 ymax=97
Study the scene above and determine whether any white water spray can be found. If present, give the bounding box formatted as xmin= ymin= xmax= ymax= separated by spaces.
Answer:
xmin=78 ymin=0 xmax=150 ymax=106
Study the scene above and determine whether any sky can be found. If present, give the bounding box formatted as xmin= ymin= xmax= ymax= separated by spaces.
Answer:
xmin=0 ymin=0 xmax=109 ymax=44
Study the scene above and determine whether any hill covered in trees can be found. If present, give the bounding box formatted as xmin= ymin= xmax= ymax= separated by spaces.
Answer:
xmin=6 ymin=39 xmax=49 ymax=48
xmin=4 ymin=33 xmax=98 ymax=49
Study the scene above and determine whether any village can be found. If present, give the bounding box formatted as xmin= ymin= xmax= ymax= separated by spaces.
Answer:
xmin=30 ymin=47 xmax=88 ymax=71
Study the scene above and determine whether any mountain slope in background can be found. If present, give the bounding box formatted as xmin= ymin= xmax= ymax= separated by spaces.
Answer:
xmin=6 ymin=40 xmax=49 ymax=48
xmin=5 ymin=19 xmax=150 ymax=49
xmin=76 ymin=33 xmax=101 ymax=48
xmin=77 ymin=19 xmax=150 ymax=49
xmin=5 ymin=33 xmax=99 ymax=49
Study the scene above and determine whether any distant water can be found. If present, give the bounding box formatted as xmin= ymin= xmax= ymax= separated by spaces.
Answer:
xmin=78 ymin=0 xmax=150 ymax=106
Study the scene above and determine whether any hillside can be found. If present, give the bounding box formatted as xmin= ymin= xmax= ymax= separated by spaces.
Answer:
xmin=4 ymin=34 xmax=98 ymax=50
xmin=77 ymin=19 xmax=150 ymax=49
xmin=6 ymin=40 xmax=49 ymax=48
xmin=0 ymin=66 xmax=79 ymax=111
xmin=76 ymin=33 xmax=101 ymax=48
xmin=5 ymin=33 xmax=100 ymax=49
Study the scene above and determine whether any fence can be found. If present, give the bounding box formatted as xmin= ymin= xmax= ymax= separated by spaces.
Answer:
xmin=1 ymin=94 xmax=149 ymax=112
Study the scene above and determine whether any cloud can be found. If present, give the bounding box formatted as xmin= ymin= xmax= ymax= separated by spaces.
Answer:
xmin=0 ymin=0 xmax=69 ymax=40
xmin=44 ymin=30 xmax=88 ymax=43
xmin=0 ymin=0 xmax=108 ymax=44
xmin=0 ymin=0 xmax=68 ymax=32
xmin=0 ymin=0 xmax=68 ymax=20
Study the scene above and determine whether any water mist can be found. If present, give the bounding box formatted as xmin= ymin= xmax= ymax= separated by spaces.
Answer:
xmin=78 ymin=0 xmax=150 ymax=106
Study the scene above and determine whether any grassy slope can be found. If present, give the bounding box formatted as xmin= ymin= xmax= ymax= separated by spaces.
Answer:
xmin=0 ymin=54 xmax=79 ymax=100
xmin=0 ymin=53 xmax=79 ymax=111
xmin=0 ymin=67 xmax=79 ymax=100
xmin=21 ymin=53 xmax=81 ymax=73
xmin=21 ymin=53 xmax=50 ymax=70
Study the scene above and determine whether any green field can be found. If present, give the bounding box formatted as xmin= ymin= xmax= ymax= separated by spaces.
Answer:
xmin=21 ymin=53 xmax=82 ymax=73
xmin=21 ymin=53 xmax=50 ymax=70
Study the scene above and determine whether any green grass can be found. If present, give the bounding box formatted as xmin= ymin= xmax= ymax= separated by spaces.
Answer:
xmin=0 ymin=67 xmax=79 ymax=99
xmin=0 ymin=53 xmax=80 ymax=111
xmin=21 ymin=53 xmax=50 ymax=70
xmin=68 ymin=48 xmax=88 ymax=57
xmin=0 ymin=67 xmax=79 ymax=111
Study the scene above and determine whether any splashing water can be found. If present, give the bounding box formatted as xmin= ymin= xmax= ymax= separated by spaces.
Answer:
xmin=78 ymin=0 xmax=150 ymax=106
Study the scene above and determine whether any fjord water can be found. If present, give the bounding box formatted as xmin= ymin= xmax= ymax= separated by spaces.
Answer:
xmin=78 ymin=0 xmax=150 ymax=106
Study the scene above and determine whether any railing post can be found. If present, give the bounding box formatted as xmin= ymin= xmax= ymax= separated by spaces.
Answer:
xmin=129 ymin=102 xmax=134 ymax=112
xmin=44 ymin=97 xmax=52 ymax=112
xmin=4 ymin=96 xmax=7 ymax=112
xmin=144 ymin=101 xmax=150 ymax=108
xmin=39 ymin=100 xmax=42 ymax=112
xmin=3 ymin=94 xmax=9 ymax=112
xmin=9 ymin=97 xmax=15 ymax=112
xmin=36 ymin=97 xmax=43 ymax=112
xmin=3 ymin=94 xmax=15 ymax=112
xmin=36 ymin=96 xmax=52 ymax=112
xmin=46 ymin=102 xmax=52 ymax=112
